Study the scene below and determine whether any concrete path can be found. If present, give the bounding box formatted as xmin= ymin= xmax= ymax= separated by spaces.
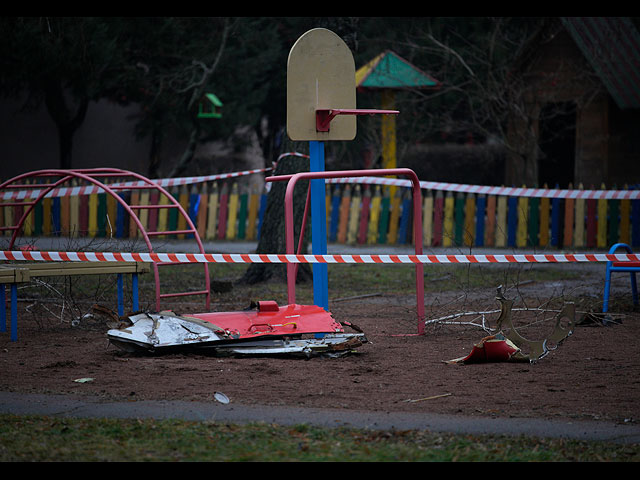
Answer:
xmin=1 ymin=391 xmax=639 ymax=445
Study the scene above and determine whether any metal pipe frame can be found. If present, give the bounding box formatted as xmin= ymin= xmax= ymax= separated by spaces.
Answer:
xmin=266 ymin=168 xmax=425 ymax=334
xmin=0 ymin=168 xmax=210 ymax=311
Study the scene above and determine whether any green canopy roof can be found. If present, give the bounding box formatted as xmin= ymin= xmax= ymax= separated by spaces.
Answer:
xmin=356 ymin=50 xmax=440 ymax=90
xmin=197 ymin=93 xmax=223 ymax=119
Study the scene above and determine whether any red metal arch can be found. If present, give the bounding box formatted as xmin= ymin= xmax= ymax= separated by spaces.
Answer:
xmin=0 ymin=168 xmax=210 ymax=311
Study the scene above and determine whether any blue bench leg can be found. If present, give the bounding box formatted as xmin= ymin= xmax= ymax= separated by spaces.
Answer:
xmin=603 ymin=265 xmax=612 ymax=313
xmin=132 ymin=273 xmax=139 ymax=312
xmin=1 ymin=285 xmax=6 ymax=333
xmin=117 ymin=273 xmax=124 ymax=317
xmin=10 ymin=284 xmax=17 ymax=342
xmin=1 ymin=284 xmax=20 ymax=341
xmin=117 ymin=273 xmax=139 ymax=317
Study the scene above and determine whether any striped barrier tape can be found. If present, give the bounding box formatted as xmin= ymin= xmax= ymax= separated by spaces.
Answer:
xmin=0 ymin=167 xmax=274 ymax=201
xmin=1 ymin=150 xmax=637 ymax=200
xmin=0 ymin=152 xmax=310 ymax=201
xmin=326 ymin=176 xmax=640 ymax=200
xmin=2 ymin=250 xmax=639 ymax=265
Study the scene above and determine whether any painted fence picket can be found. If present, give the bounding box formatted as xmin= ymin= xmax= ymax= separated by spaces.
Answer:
xmin=2 ymin=176 xmax=639 ymax=250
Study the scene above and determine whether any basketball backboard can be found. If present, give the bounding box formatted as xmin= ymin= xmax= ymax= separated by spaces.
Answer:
xmin=287 ymin=28 xmax=357 ymax=141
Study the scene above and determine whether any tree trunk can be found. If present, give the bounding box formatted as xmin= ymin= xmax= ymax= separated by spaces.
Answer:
xmin=42 ymin=80 xmax=88 ymax=170
xmin=238 ymin=154 xmax=312 ymax=284
xmin=168 ymin=123 xmax=200 ymax=178
xmin=147 ymin=128 xmax=163 ymax=179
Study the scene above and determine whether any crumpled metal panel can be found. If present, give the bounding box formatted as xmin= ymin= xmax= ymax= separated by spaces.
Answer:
xmin=446 ymin=287 xmax=576 ymax=364
xmin=107 ymin=311 xmax=227 ymax=352
xmin=212 ymin=333 xmax=367 ymax=358
xmin=186 ymin=303 xmax=344 ymax=339
xmin=107 ymin=302 xmax=367 ymax=357
xmin=445 ymin=333 xmax=524 ymax=364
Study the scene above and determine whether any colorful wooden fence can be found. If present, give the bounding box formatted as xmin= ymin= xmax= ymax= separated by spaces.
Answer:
xmin=2 ymin=180 xmax=639 ymax=249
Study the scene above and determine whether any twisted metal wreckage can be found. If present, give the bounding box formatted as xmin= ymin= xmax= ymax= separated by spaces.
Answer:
xmin=445 ymin=287 xmax=577 ymax=364
xmin=107 ymin=300 xmax=367 ymax=357
xmin=105 ymin=164 xmax=574 ymax=360
xmin=106 ymin=286 xmax=576 ymax=361
xmin=108 ymin=168 xmax=424 ymax=358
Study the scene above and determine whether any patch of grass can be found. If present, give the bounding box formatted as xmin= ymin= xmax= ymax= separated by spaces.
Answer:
xmin=20 ymin=256 xmax=581 ymax=316
xmin=131 ymin=262 xmax=584 ymax=312
xmin=0 ymin=414 xmax=637 ymax=462
xmin=210 ymin=262 xmax=579 ymax=294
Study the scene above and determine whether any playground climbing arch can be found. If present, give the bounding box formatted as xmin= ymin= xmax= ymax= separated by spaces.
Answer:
xmin=0 ymin=168 xmax=210 ymax=311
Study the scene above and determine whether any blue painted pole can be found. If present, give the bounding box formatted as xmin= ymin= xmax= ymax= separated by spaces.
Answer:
xmin=1 ymin=285 xmax=5 ymax=333
xmin=116 ymin=194 xmax=126 ymax=238
xmin=475 ymin=195 xmax=486 ymax=246
xmin=551 ymin=194 xmax=561 ymax=246
xmin=257 ymin=193 xmax=267 ymax=239
xmin=398 ymin=194 xmax=412 ymax=244
xmin=132 ymin=273 xmax=139 ymax=311
xmin=329 ymin=187 xmax=341 ymax=242
xmin=52 ymin=197 xmax=61 ymax=235
xmin=117 ymin=273 xmax=124 ymax=316
xmin=188 ymin=192 xmax=200 ymax=239
xmin=309 ymin=141 xmax=328 ymax=310
xmin=10 ymin=284 xmax=17 ymax=342
xmin=633 ymin=196 xmax=640 ymax=247
xmin=507 ymin=196 xmax=517 ymax=247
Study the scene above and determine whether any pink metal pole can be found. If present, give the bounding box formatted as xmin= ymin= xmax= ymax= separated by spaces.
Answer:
xmin=292 ymin=185 xmax=312 ymax=283
xmin=266 ymin=168 xmax=425 ymax=334
xmin=0 ymin=168 xmax=211 ymax=311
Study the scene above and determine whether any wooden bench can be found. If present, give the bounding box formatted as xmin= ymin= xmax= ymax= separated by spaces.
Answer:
xmin=1 ymin=262 xmax=150 ymax=341
xmin=603 ymin=243 xmax=639 ymax=313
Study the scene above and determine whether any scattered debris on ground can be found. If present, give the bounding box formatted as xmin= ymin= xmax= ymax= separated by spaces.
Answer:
xmin=446 ymin=286 xmax=576 ymax=364
xmin=107 ymin=301 xmax=367 ymax=358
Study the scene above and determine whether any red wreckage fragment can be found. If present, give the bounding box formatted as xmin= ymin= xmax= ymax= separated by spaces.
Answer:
xmin=107 ymin=301 xmax=367 ymax=358
xmin=446 ymin=287 xmax=576 ymax=364
xmin=446 ymin=334 xmax=524 ymax=364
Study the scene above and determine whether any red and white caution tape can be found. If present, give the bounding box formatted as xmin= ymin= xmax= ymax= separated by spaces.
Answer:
xmin=276 ymin=152 xmax=309 ymax=161
xmin=326 ymin=176 xmax=640 ymax=200
xmin=0 ymin=167 xmax=273 ymax=201
xmin=1 ymin=250 xmax=639 ymax=265
xmin=1 ymin=150 xmax=637 ymax=200
xmin=0 ymin=153 xmax=309 ymax=201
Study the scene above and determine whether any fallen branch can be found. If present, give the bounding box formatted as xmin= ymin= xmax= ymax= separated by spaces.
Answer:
xmin=332 ymin=292 xmax=382 ymax=303
xmin=404 ymin=393 xmax=452 ymax=403
xmin=424 ymin=305 xmax=586 ymax=333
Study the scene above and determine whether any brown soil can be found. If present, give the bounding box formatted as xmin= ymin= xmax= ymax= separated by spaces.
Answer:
xmin=1 ymin=265 xmax=639 ymax=427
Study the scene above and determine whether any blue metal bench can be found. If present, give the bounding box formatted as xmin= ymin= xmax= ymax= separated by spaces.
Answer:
xmin=603 ymin=243 xmax=639 ymax=313
xmin=1 ymin=262 xmax=149 ymax=341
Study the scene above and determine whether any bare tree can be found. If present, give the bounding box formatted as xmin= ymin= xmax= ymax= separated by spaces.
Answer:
xmin=164 ymin=19 xmax=234 ymax=179
xmin=239 ymin=154 xmax=312 ymax=285
xmin=389 ymin=18 xmax=603 ymax=186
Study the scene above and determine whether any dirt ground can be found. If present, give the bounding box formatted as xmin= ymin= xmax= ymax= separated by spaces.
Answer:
xmin=1 ymin=263 xmax=640 ymax=427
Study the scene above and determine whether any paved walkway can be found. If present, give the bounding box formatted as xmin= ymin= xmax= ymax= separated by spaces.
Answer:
xmin=1 ymin=391 xmax=638 ymax=444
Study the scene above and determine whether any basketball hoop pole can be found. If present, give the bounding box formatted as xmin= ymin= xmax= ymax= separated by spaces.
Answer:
xmin=309 ymin=140 xmax=328 ymax=310
xmin=286 ymin=27 xmax=401 ymax=313
xmin=311 ymin=109 xmax=398 ymax=310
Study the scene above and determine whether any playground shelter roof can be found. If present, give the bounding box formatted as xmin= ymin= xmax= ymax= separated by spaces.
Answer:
xmin=355 ymin=50 xmax=440 ymax=90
